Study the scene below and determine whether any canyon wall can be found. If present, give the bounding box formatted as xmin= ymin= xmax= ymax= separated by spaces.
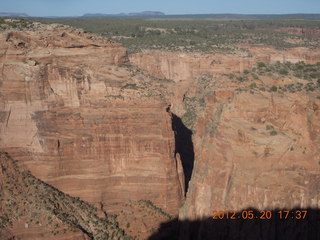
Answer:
xmin=130 ymin=48 xmax=320 ymax=239
xmin=130 ymin=47 xmax=320 ymax=116
xmin=130 ymin=47 xmax=320 ymax=82
xmin=180 ymin=89 xmax=320 ymax=216
xmin=0 ymin=25 xmax=184 ymax=239
xmin=177 ymin=87 xmax=320 ymax=239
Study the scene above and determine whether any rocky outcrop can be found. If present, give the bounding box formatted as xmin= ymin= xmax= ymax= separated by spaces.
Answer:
xmin=176 ymin=84 xmax=320 ymax=239
xmin=130 ymin=50 xmax=256 ymax=82
xmin=0 ymin=24 xmax=184 ymax=239
xmin=275 ymin=27 xmax=320 ymax=38
xmin=0 ymin=152 xmax=128 ymax=240
xmin=129 ymin=48 xmax=320 ymax=239
xmin=180 ymin=89 xmax=320 ymax=218
xmin=130 ymin=48 xmax=320 ymax=83
xmin=129 ymin=48 xmax=320 ymax=117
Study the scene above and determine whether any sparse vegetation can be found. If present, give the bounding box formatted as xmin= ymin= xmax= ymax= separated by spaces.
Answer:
xmin=270 ymin=85 xmax=278 ymax=92
xmin=121 ymin=83 xmax=139 ymax=90
xmin=279 ymin=68 xmax=288 ymax=75
xmin=0 ymin=152 xmax=130 ymax=240
xmin=233 ymin=61 xmax=320 ymax=94
xmin=258 ymin=62 xmax=267 ymax=68
xmin=34 ymin=18 xmax=320 ymax=53
xmin=270 ymin=130 xmax=278 ymax=136
xmin=181 ymin=97 xmax=206 ymax=128
xmin=249 ymin=83 xmax=257 ymax=89
xmin=266 ymin=125 xmax=274 ymax=130
xmin=0 ymin=18 xmax=32 ymax=30
xmin=138 ymin=200 xmax=172 ymax=219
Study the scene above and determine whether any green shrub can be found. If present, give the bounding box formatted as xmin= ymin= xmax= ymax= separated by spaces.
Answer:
xmin=279 ymin=69 xmax=288 ymax=75
xmin=257 ymin=62 xmax=267 ymax=68
xmin=182 ymin=109 xmax=196 ymax=127
xmin=266 ymin=125 xmax=274 ymax=130
xmin=226 ymin=73 xmax=235 ymax=79
xmin=237 ymin=76 xmax=247 ymax=82
xmin=121 ymin=83 xmax=138 ymax=89
xmin=270 ymin=86 xmax=278 ymax=92
xmin=309 ymin=72 xmax=318 ymax=79
xmin=252 ymin=73 xmax=259 ymax=80
xmin=249 ymin=83 xmax=257 ymax=89
xmin=270 ymin=130 xmax=278 ymax=136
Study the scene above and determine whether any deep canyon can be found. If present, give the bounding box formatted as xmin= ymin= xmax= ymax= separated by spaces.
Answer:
xmin=1 ymin=21 xmax=320 ymax=240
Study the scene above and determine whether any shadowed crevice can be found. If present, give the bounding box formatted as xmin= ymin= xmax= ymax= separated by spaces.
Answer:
xmin=171 ymin=113 xmax=195 ymax=195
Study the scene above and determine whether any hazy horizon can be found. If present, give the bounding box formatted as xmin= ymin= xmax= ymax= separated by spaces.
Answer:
xmin=1 ymin=0 xmax=320 ymax=17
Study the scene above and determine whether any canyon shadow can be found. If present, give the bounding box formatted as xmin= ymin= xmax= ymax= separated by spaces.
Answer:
xmin=149 ymin=207 xmax=320 ymax=240
xmin=171 ymin=113 xmax=195 ymax=194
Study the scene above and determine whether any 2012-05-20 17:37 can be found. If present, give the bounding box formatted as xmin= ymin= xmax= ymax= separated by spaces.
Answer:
xmin=212 ymin=210 xmax=308 ymax=220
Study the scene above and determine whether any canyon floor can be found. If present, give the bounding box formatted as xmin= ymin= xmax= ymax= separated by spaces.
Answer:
xmin=0 ymin=18 xmax=320 ymax=240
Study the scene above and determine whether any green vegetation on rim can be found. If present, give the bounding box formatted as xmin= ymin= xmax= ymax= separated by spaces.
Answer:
xmin=234 ymin=61 xmax=320 ymax=94
xmin=181 ymin=96 xmax=206 ymax=128
xmin=0 ymin=18 xmax=33 ymax=30
xmin=35 ymin=17 xmax=320 ymax=53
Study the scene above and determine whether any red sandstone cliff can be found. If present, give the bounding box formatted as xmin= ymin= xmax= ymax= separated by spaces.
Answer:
xmin=130 ymin=48 xmax=320 ymax=84
xmin=0 ymin=24 xmax=184 ymax=239
xmin=129 ymin=47 xmax=320 ymax=239
xmin=129 ymin=47 xmax=320 ymax=115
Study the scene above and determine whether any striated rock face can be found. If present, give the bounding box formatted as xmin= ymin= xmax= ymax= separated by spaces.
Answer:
xmin=0 ymin=152 xmax=128 ymax=240
xmin=130 ymin=50 xmax=257 ymax=82
xmin=130 ymin=48 xmax=320 ymax=83
xmin=130 ymin=48 xmax=320 ymax=117
xmin=129 ymin=47 xmax=320 ymax=239
xmin=180 ymin=90 xmax=320 ymax=218
xmin=275 ymin=27 xmax=320 ymax=38
xmin=0 ymin=24 xmax=184 ymax=238
xmin=176 ymin=87 xmax=320 ymax=239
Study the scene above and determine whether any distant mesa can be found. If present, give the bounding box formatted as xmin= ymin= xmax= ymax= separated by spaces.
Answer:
xmin=0 ymin=12 xmax=29 ymax=17
xmin=78 ymin=13 xmax=320 ymax=20
xmin=1 ymin=12 xmax=320 ymax=20
xmin=127 ymin=11 xmax=165 ymax=16
xmin=82 ymin=11 xmax=165 ymax=18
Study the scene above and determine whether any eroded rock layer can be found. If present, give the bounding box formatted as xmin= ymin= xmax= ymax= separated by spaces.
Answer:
xmin=130 ymin=48 xmax=320 ymax=83
xmin=180 ymin=90 xmax=320 ymax=218
xmin=129 ymin=47 xmax=320 ymax=239
xmin=0 ymin=24 xmax=184 ymax=239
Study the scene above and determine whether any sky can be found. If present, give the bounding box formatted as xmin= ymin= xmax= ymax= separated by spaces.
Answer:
xmin=0 ymin=0 xmax=320 ymax=17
